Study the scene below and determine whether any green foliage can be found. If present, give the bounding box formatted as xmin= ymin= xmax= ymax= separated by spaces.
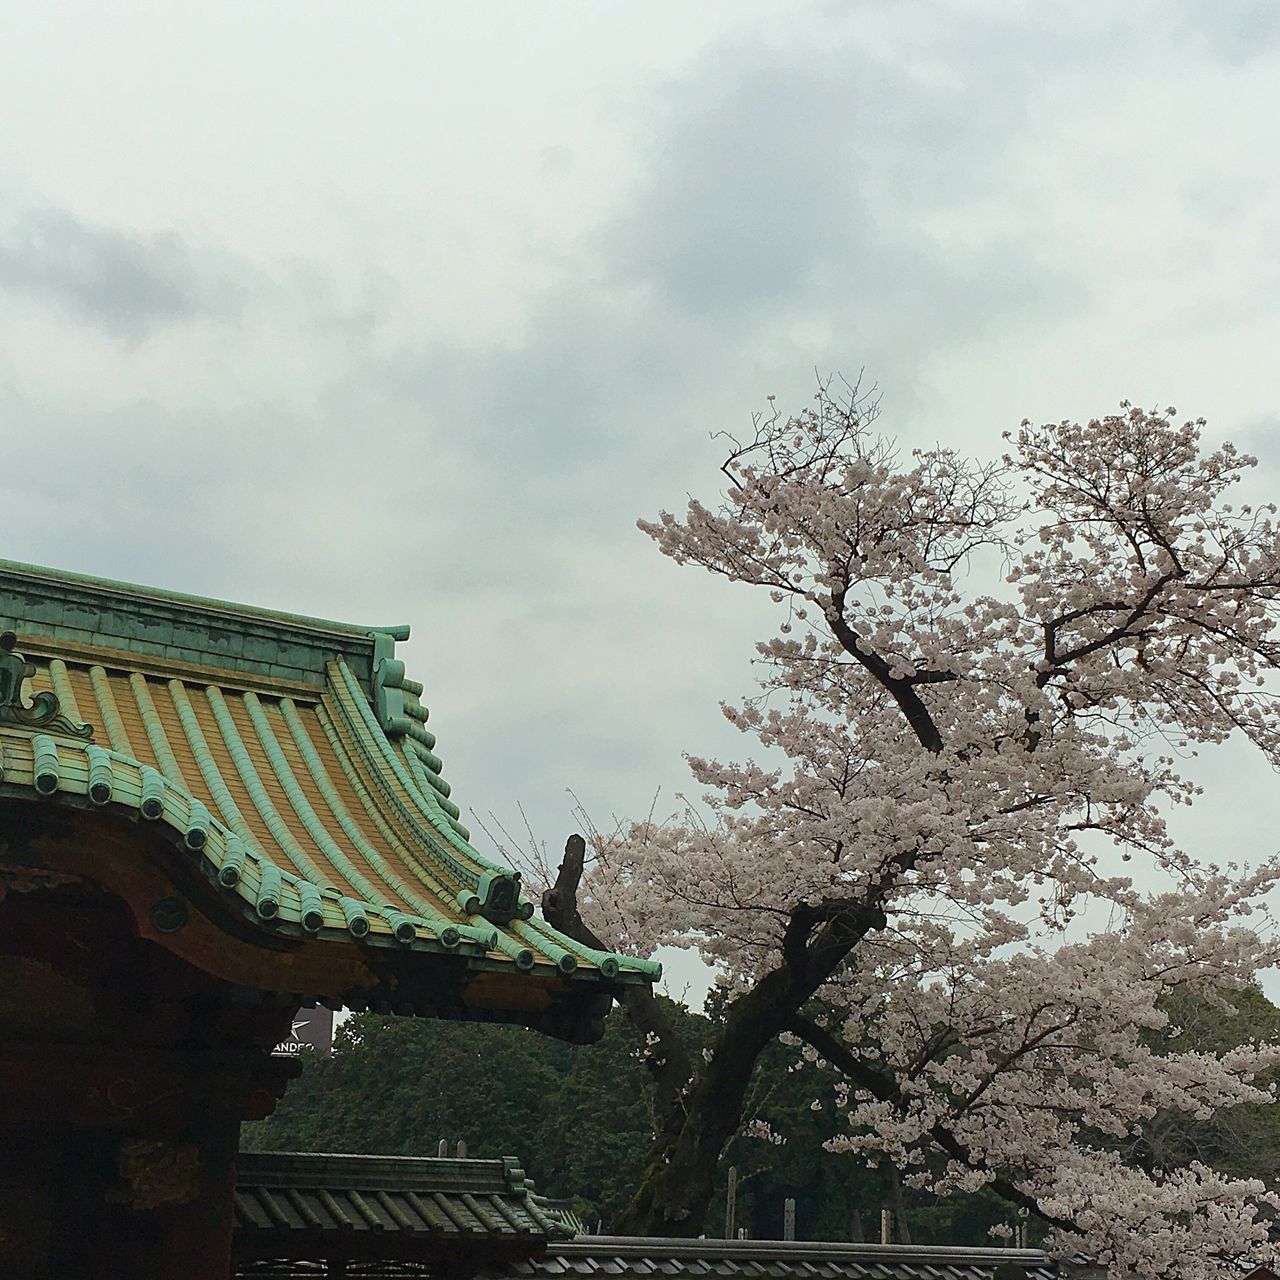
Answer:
xmin=706 ymin=1032 xmax=1015 ymax=1245
xmin=1119 ymin=987 xmax=1280 ymax=1180
xmin=242 ymin=1009 xmax=655 ymax=1225
xmin=245 ymin=988 xmax=1280 ymax=1242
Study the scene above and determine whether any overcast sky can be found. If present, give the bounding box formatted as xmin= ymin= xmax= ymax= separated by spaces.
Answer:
xmin=3 ymin=3 xmax=1279 ymax=1002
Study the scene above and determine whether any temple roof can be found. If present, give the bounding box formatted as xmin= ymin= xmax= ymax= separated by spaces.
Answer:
xmin=0 ymin=560 xmax=656 ymax=1031
xmin=230 ymin=1167 xmax=1072 ymax=1280
xmin=234 ymin=1151 xmax=575 ymax=1272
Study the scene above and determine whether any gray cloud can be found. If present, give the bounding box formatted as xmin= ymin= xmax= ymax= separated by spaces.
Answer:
xmin=603 ymin=44 xmax=1013 ymax=319
xmin=0 ymin=208 xmax=250 ymax=340
xmin=364 ymin=22 xmax=1083 ymax=492
xmin=1169 ymin=0 xmax=1280 ymax=62
xmin=359 ymin=8 xmax=1280 ymax=874
xmin=2 ymin=4 xmax=1280 ymax=1003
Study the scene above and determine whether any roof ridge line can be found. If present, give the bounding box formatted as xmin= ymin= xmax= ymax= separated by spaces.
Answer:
xmin=15 ymin=635 xmax=327 ymax=698
xmin=0 ymin=558 xmax=408 ymax=642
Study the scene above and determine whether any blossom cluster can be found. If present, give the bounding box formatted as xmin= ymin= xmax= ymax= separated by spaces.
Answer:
xmin=582 ymin=391 xmax=1280 ymax=1279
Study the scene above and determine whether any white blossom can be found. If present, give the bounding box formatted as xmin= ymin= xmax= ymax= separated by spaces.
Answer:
xmin=574 ymin=391 xmax=1280 ymax=1280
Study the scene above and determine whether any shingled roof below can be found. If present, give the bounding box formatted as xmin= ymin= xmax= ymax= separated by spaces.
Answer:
xmin=234 ymin=1151 xmax=573 ymax=1273
xmin=496 ymin=1238 xmax=1067 ymax=1280
xmin=230 ymin=1223 xmax=1074 ymax=1280
xmin=0 ymin=560 xmax=658 ymax=1019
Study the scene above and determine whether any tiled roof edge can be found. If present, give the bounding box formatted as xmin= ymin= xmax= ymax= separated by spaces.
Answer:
xmin=0 ymin=559 xmax=409 ymax=688
xmin=235 ymin=1151 xmax=577 ymax=1242
xmin=0 ymin=726 xmax=487 ymax=956
xmin=555 ymin=1238 xmax=1055 ymax=1263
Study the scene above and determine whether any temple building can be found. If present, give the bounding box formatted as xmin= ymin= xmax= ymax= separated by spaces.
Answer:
xmin=0 ymin=559 xmax=657 ymax=1278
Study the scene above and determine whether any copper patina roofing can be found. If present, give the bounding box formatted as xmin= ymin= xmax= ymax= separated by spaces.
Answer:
xmin=0 ymin=559 xmax=656 ymax=1033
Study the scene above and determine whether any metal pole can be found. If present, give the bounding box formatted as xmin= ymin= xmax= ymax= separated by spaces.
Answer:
xmin=725 ymin=1166 xmax=737 ymax=1240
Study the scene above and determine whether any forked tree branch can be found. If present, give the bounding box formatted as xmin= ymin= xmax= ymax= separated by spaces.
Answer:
xmin=784 ymin=1013 xmax=1073 ymax=1233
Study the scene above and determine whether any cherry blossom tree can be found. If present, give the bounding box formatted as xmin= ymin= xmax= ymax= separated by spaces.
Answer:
xmin=543 ymin=383 xmax=1280 ymax=1278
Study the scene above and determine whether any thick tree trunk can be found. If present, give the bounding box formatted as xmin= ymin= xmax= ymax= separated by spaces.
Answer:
xmin=605 ymin=928 xmax=878 ymax=1233
xmin=889 ymin=1164 xmax=913 ymax=1245
xmin=609 ymin=1074 xmax=745 ymax=1235
xmin=609 ymin=997 xmax=773 ymax=1235
xmin=544 ymin=834 xmax=886 ymax=1238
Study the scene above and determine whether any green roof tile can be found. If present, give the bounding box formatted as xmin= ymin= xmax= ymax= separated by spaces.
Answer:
xmin=0 ymin=561 xmax=659 ymax=1012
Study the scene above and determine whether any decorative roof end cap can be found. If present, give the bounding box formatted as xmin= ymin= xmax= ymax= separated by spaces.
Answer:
xmin=0 ymin=633 xmax=93 ymax=739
